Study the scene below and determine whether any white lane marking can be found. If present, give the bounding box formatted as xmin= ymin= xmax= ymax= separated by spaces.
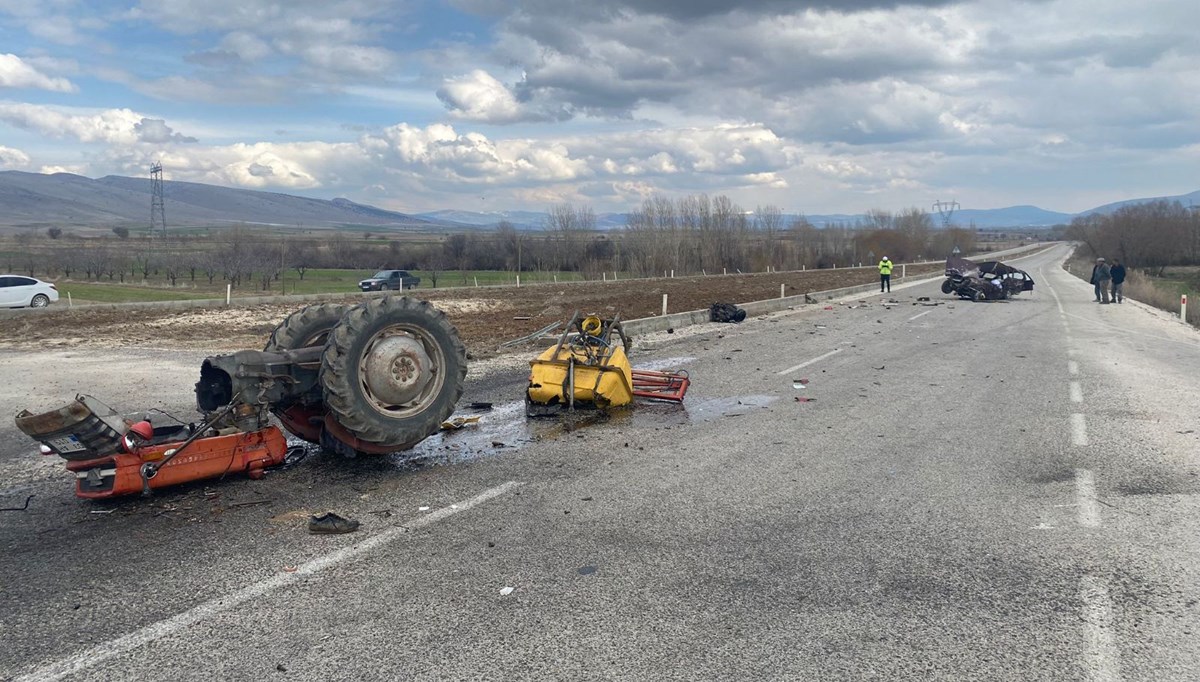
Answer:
xmin=1068 ymin=360 xmax=1080 ymax=376
xmin=1046 ymin=277 xmax=1067 ymax=315
xmin=12 ymin=481 xmax=523 ymax=682
xmin=1070 ymin=382 xmax=1084 ymax=403
xmin=1079 ymin=575 xmax=1122 ymax=682
xmin=776 ymin=348 xmax=843 ymax=376
xmin=1075 ymin=468 xmax=1100 ymax=527
xmin=1071 ymin=413 xmax=1089 ymax=446
xmin=907 ymin=309 xmax=934 ymax=322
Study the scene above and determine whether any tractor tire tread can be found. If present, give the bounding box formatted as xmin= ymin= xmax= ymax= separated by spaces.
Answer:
xmin=320 ymin=296 xmax=466 ymax=449
xmin=264 ymin=303 xmax=350 ymax=352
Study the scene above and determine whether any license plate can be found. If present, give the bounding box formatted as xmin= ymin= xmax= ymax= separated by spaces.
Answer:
xmin=46 ymin=435 xmax=87 ymax=453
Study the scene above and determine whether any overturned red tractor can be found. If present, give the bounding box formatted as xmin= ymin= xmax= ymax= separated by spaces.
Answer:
xmin=16 ymin=297 xmax=466 ymax=498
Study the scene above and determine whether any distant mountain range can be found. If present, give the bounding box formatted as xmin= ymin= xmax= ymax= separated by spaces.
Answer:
xmin=0 ymin=171 xmax=443 ymax=231
xmin=1 ymin=170 xmax=1196 ymax=232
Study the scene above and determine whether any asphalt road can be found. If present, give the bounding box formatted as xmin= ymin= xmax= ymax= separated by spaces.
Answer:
xmin=2 ymin=243 xmax=1199 ymax=681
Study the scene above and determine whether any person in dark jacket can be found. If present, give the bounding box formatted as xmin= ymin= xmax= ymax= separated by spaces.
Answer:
xmin=1110 ymin=259 xmax=1126 ymax=303
xmin=1095 ymin=258 xmax=1111 ymax=303
xmin=1089 ymin=259 xmax=1101 ymax=302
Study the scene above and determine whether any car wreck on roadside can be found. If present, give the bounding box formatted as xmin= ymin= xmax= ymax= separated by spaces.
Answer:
xmin=941 ymin=255 xmax=1035 ymax=301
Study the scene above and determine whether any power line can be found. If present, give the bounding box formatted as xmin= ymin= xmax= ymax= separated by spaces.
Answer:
xmin=932 ymin=200 xmax=959 ymax=229
xmin=150 ymin=162 xmax=166 ymax=237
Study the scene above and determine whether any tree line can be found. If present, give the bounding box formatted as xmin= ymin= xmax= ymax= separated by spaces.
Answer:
xmin=5 ymin=193 xmax=987 ymax=289
xmin=1066 ymin=200 xmax=1200 ymax=273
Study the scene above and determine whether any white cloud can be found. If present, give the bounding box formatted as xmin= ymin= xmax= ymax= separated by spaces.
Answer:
xmin=438 ymin=70 xmax=527 ymax=123
xmin=0 ymin=104 xmax=199 ymax=145
xmin=0 ymin=144 xmax=30 ymax=167
xmin=0 ymin=54 xmax=76 ymax=92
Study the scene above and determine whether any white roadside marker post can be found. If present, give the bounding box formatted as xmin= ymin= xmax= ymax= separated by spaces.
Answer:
xmin=662 ymin=294 xmax=668 ymax=316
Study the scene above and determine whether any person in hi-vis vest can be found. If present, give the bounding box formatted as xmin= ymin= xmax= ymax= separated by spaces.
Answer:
xmin=878 ymin=256 xmax=893 ymax=293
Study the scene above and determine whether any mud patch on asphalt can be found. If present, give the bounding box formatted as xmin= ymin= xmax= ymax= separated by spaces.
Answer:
xmin=1116 ymin=474 xmax=1200 ymax=496
xmin=1030 ymin=469 xmax=1078 ymax=485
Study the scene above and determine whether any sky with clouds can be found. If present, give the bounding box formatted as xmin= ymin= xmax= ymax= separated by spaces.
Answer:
xmin=0 ymin=0 xmax=1196 ymax=215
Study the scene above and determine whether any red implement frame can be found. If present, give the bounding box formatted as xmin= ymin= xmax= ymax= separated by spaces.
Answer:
xmin=631 ymin=369 xmax=690 ymax=403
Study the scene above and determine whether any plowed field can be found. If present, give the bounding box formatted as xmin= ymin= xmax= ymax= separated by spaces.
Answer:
xmin=0 ymin=265 xmax=942 ymax=356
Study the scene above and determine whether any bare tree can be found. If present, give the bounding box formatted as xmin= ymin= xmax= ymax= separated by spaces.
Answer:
xmin=443 ymin=233 xmax=472 ymax=282
xmin=290 ymin=241 xmax=315 ymax=280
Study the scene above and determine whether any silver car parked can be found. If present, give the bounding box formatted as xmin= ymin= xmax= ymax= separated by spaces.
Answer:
xmin=0 ymin=275 xmax=60 ymax=308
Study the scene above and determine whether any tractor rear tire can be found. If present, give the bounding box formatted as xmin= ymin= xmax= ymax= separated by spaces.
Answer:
xmin=320 ymin=296 xmax=466 ymax=452
xmin=264 ymin=303 xmax=350 ymax=352
xmin=940 ymin=279 xmax=954 ymax=295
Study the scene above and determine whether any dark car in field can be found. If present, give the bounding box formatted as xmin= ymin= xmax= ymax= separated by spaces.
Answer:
xmin=359 ymin=270 xmax=420 ymax=292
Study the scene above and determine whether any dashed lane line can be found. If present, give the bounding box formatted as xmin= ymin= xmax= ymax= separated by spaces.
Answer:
xmin=1079 ymin=575 xmax=1122 ymax=682
xmin=1071 ymin=413 xmax=1089 ymax=446
xmin=1070 ymin=382 xmax=1084 ymax=403
xmin=776 ymin=348 xmax=843 ymax=376
xmin=1074 ymin=467 xmax=1100 ymax=527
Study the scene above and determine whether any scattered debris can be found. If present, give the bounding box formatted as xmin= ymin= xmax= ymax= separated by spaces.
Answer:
xmin=917 ymin=296 xmax=931 ymax=302
xmin=578 ymin=565 xmax=598 ymax=575
xmin=792 ymin=378 xmax=809 ymax=390
xmin=513 ymin=316 xmax=532 ymax=321
xmin=282 ymin=566 xmax=298 ymax=573
xmin=468 ymin=402 xmax=494 ymax=411
xmin=307 ymin=512 xmax=360 ymax=535
xmin=794 ymin=396 xmax=816 ymax=403
xmin=823 ymin=306 xmax=834 ymax=310
xmin=418 ymin=506 xmax=431 ymax=511
xmin=226 ymin=499 xmax=271 ymax=509
xmin=500 ymin=586 xmax=515 ymax=596
xmin=89 ymin=509 xmax=115 ymax=515
xmin=1179 ymin=430 xmax=1195 ymax=435
xmin=0 ymin=494 xmax=34 ymax=512
xmin=441 ymin=416 xmax=482 ymax=430
xmin=498 ymin=321 xmax=562 ymax=350
xmin=710 ymin=302 xmax=747 ymax=323
xmin=873 ymin=366 xmax=885 ymax=370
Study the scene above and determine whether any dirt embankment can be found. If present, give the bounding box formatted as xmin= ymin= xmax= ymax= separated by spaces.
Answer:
xmin=0 ymin=265 xmax=942 ymax=356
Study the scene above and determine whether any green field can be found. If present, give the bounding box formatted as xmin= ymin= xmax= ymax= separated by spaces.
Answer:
xmin=57 ymin=282 xmax=215 ymax=303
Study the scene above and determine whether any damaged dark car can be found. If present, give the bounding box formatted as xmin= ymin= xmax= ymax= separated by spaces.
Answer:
xmin=941 ymin=256 xmax=1035 ymax=301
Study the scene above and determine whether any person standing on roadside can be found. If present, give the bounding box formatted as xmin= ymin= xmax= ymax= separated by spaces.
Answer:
xmin=879 ymin=256 xmax=893 ymax=293
xmin=1110 ymin=259 xmax=1126 ymax=304
xmin=1095 ymin=258 xmax=1112 ymax=304
xmin=1090 ymin=259 xmax=1102 ymax=302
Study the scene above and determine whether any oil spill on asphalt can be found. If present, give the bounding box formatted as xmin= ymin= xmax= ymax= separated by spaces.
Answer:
xmin=390 ymin=400 xmax=632 ymax=468
xmin=285 ymin=356 xmax=696 ymax=471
